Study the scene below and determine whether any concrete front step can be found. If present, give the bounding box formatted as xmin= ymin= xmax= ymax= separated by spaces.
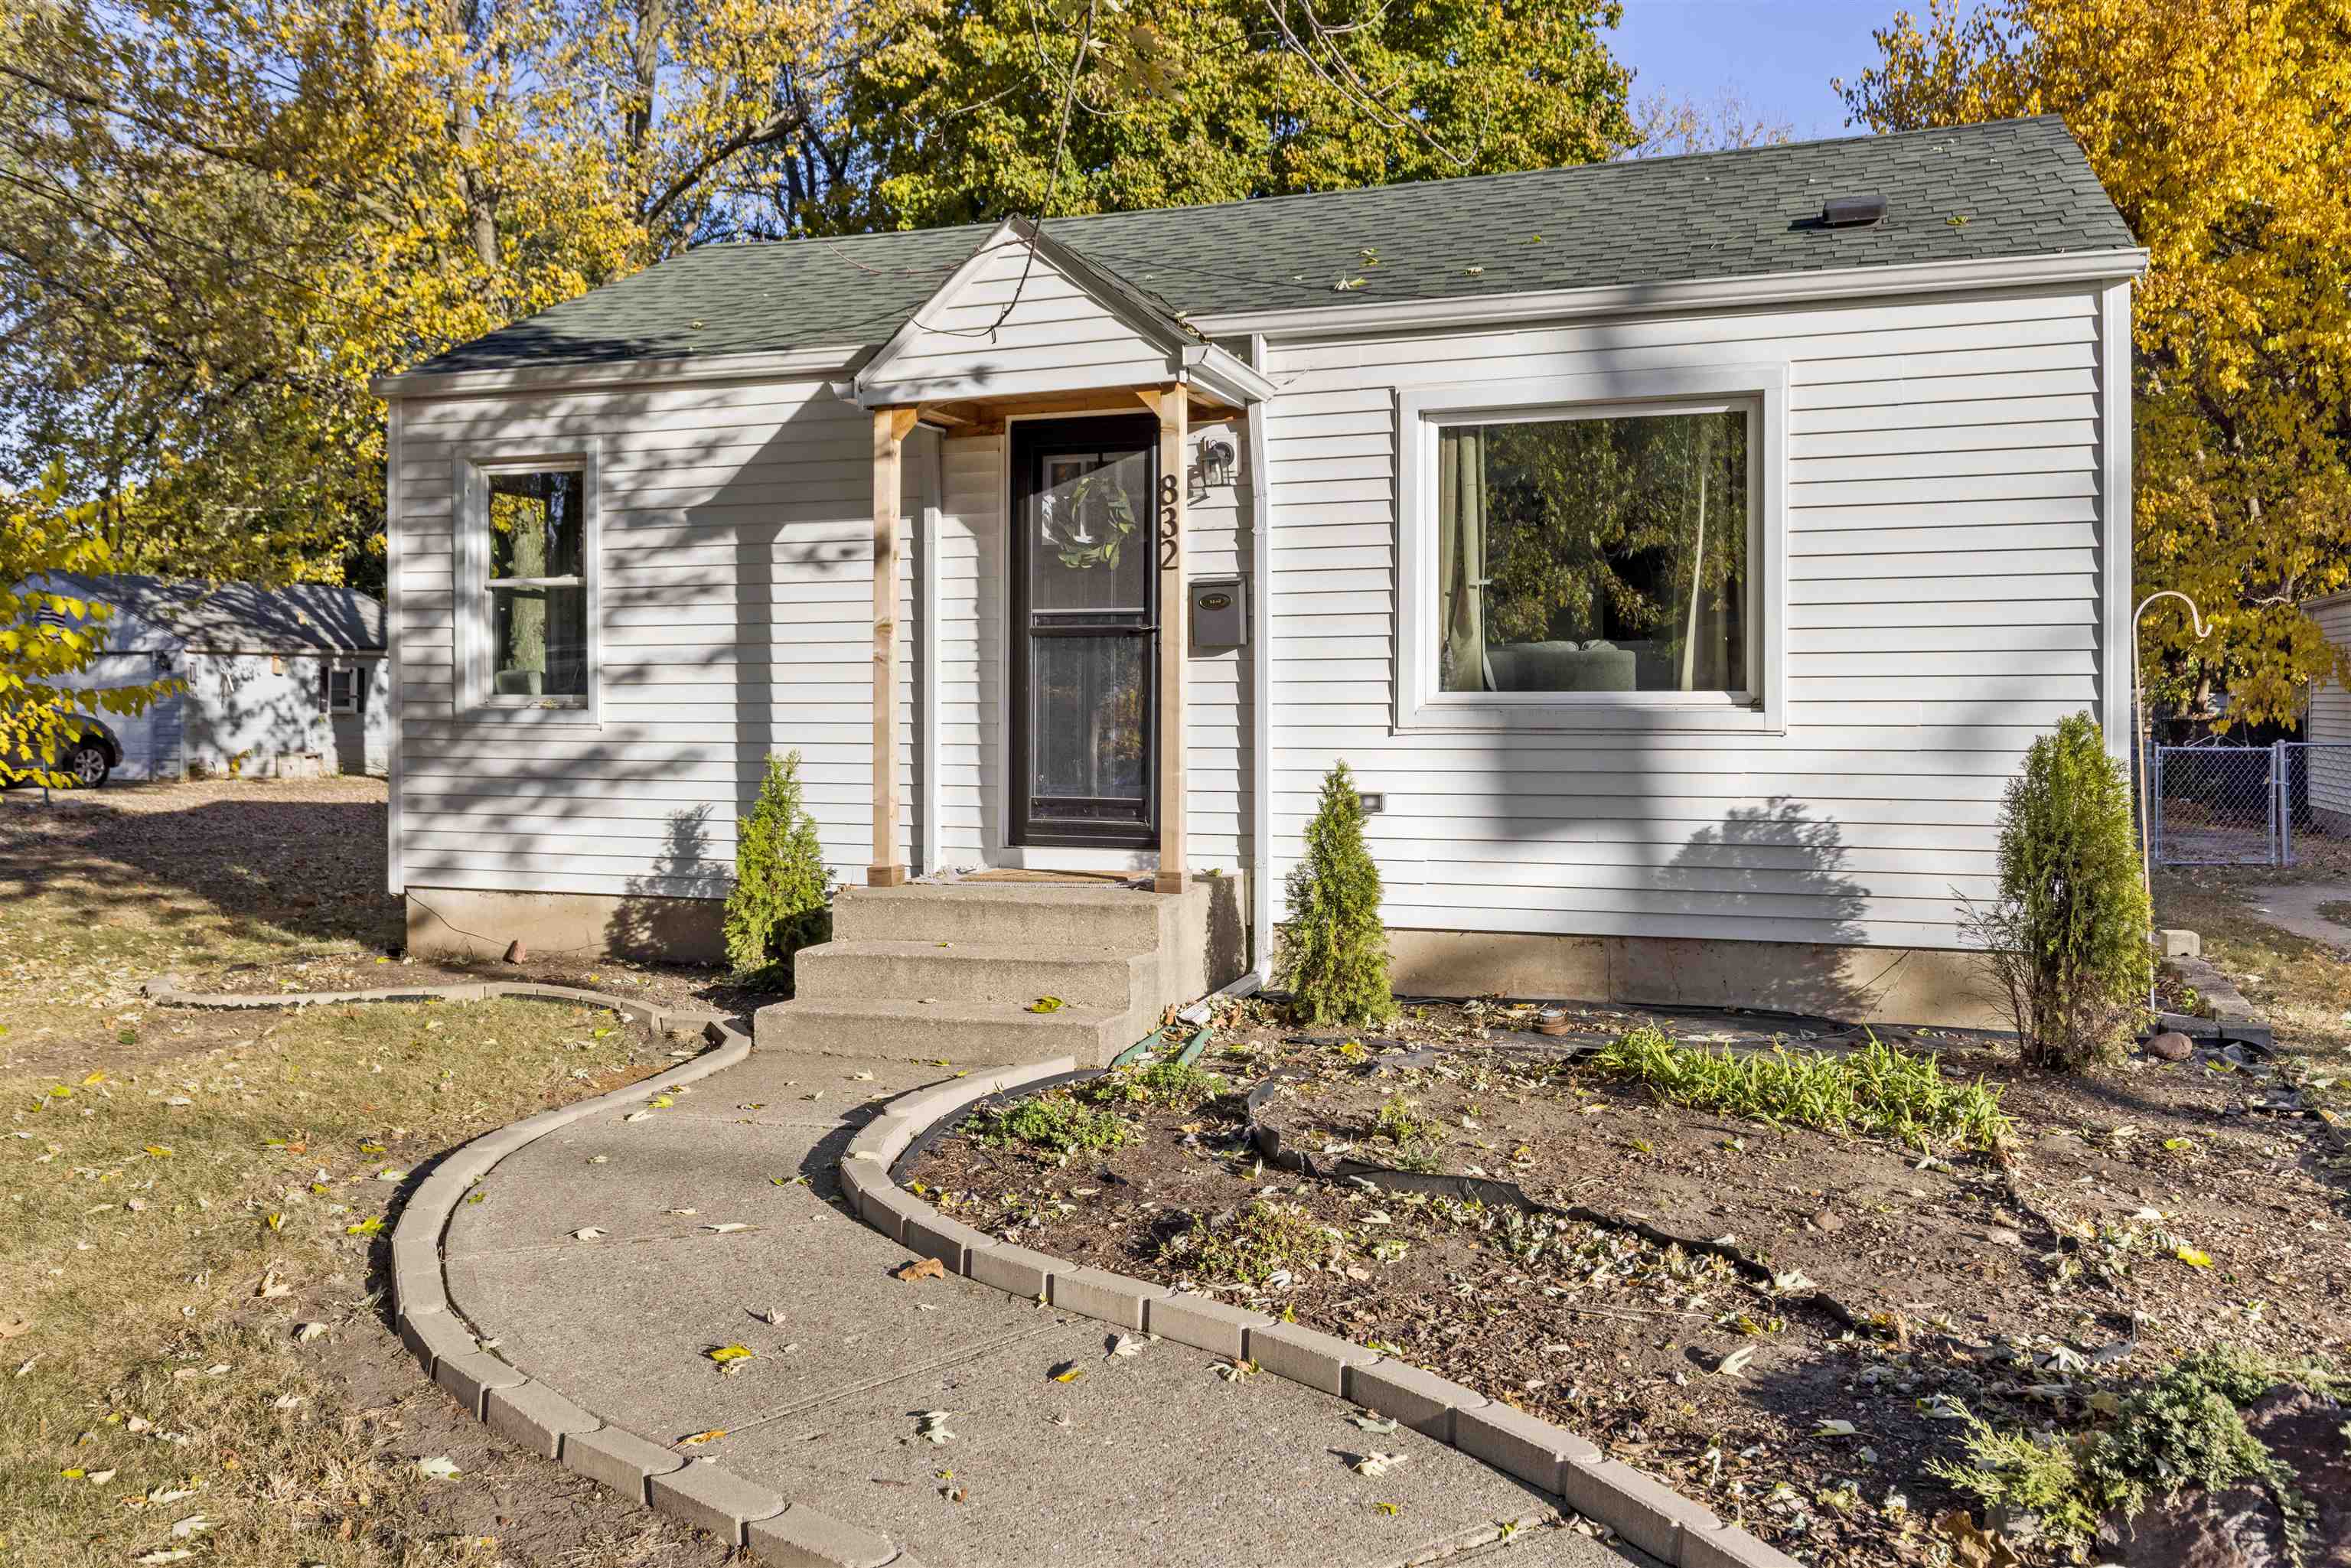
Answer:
xmin=833 ymin=882 xmax=1177 ymax=953
xmin=793 ymin=939 xmax=1153 ymax=1010
xmin=754 ymin=995 xmax=1148 ymax=1067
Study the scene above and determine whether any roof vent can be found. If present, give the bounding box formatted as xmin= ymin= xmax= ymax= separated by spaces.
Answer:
xmin=1821 ymin=193 xmax=1886 ymax=227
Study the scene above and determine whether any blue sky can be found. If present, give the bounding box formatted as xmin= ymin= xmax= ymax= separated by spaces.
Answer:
xmin=1605 ymin=1 xmax=1897 ymax=144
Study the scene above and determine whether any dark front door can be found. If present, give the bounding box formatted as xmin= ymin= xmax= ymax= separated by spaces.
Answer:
xmin=1010 ymin=416 xmax=1159 ymax=848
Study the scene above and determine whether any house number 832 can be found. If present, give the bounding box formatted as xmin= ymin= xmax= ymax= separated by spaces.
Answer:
xmin=1157 ymin=474 xmax=1180 ymax=569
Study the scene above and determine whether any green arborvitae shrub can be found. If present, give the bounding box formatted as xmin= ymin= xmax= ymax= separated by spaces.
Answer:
xmin=1962 ymin=712 xmax=2152 ymax=1072
xmin=1275 ymin=761 xmax=1396 ymax=1027
xmin=722 ymin=749 xmax=833 ymax=980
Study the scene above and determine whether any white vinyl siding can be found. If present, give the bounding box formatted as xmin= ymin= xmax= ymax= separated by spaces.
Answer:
xmin=869 ymin=243 xmax=1174 ymax=403
xmin=2304 ymin=596 xmax=2351 ymax=823
xmin=1258 ymin=285 xmax=2119 ymax=951
xmin=393 ymin=380 xmax=896 ymax=899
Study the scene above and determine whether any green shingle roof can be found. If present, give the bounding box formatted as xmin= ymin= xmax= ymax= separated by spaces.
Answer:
xmin=416 ymin=116 xmax=2134 ymax=376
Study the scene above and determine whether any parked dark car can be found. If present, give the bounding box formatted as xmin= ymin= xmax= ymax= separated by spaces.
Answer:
xmin=1 ymin=714 xmax=122 ymax=788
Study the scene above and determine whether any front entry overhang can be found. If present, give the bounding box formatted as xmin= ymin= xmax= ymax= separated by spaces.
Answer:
xmin=849 ymin=220 xmax=1268 ymax=897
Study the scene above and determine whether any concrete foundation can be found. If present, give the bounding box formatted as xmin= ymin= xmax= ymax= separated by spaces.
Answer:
xmin=1384 ymin=927 xmax=2004 ymax=1030
xmin=404 ymin=887 xmax=727 ymax=967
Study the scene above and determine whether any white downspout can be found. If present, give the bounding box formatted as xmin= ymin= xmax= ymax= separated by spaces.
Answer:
xmin=1247 ymin=334 xmax=1275 ymax=981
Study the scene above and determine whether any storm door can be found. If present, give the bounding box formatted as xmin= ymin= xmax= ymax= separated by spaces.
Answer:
xmin=1009 ymin=416 xmax=1159 ymax=848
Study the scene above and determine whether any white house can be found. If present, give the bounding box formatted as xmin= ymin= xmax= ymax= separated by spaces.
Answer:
xmin=33 ymin=573 xmax=391 ymax=782
xmin=373 ymin=116 xmax=2144 ymax=1050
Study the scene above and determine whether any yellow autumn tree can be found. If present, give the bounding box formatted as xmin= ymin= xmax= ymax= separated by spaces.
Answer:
xmin=0 ymin=474 xmax=178 ymax=784
xmin=1840 ymin=0 xmax=2351 ymax=728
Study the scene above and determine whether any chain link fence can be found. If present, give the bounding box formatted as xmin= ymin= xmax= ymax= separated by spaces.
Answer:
xmin=2280 ymin=742 xmax=2351 ymax=868
xmin=2145 ymin=741 xmax=2351 ymax=867
xmin=2147 ymin=745 xmax=2277 ymax=865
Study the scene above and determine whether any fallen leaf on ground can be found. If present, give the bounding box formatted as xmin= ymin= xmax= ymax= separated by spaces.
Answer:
xmin=893 ymin=1257 xmax=946 ymax=1282
xmin=1935 ymin=1508 xmax=2022 ymax=1567
xmin=917 ymin=1410 xmax=955 ymax=1444
xmin=415 ymin=1456 xmax=461 ymax=1479
xmin=0 ymin=1318 xmax=30 ymax=1341
xmin=571 ymin=1227 xmax=605 ymax=1240
xmin=1027 ymin=996 xmax=1065 ymax=1014
xmin=1717 ymin=1346 xmax=1758 ymax=1377
xmin=1050 ymin=1361 xmax=1085 ymax=1383
xmin=1352 ymin=1452 xmax=1407 ymax=1477
xmin=1348 ymin=1413 xmax=1399 ymax=1433
xmin=678 ymin=1429 xmax=727 ymax=1446
xmin=2175 ymin=1246 xmax=2213 ymax=1268
xmin=1106 ymin=1333 xmax=1143 ymax=1359
xmin=294 ymin=1322 xmax=328 ymax=1343
xmin=707 ymin=1345 xmax=755 ymax=1364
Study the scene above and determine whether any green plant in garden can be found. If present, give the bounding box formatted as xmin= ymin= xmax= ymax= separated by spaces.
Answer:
xmin=1930 ymin=1347 xmax=2339 ymax=1557
xmin=1161 ymin=1199 xmax=1338 ymax=1285
xmin=1591 ymin=1026 xmax=2011 ymax=1152
xmin=1961 ymin=712 xmax=2153 ymax=1071
xmin=1371 ymin=1091 xmax=1444 ymax=1165
xmin=1084 ymin=1059 xmax=1228 ymax=1113
xmin=722 ymin=749 xmax=833 ymax=980
xmin=973 ymin=1092 xmax=1130 ymax=1158
xmin=1276 ymin=761 xmax=1396 ymax=1026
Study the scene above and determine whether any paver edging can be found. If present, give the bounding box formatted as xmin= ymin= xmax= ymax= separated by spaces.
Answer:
xmin=145 ymin=976 xmax=915 ymax=1568
xmin=857 ymin=1064 xmax=1804 ymax=1568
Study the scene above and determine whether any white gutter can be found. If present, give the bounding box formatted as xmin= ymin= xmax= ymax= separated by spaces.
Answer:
xmin=383 ymin=396 xmax=406 ymax=898
xmin=370 ymin=344 xmax=871 ymax=401
xmin=1189 ymin=248 xmax=2152 ymax=342
xmin=1246 ymin=334 xmax=1275 ymax=983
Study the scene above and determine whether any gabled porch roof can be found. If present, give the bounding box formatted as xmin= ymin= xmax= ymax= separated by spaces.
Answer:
xmin=843 ymin=219 xmax=1275 ymax=416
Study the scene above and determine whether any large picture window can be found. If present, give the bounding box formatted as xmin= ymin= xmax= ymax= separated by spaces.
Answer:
xmin=455 ymin=445 xmax=599 ymax=721
xmin=1436 ymin=409 xmax=1749 ymax=698
xmin=1397 ymin=366 xmax=1785 ymax=734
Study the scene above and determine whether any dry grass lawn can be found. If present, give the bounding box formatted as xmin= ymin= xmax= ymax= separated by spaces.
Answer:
xmin=0 ymin=780 xmax=732 ymax=1567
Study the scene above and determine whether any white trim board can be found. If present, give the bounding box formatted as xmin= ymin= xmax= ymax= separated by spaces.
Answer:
xmin=1195 ymin=249 xmax=2150 ymax=342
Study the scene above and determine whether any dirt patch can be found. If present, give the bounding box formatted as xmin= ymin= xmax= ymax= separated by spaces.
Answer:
xmin=192 ymin=945 xmax=787 ymax=1022
xmin=903 ymin=999 xmax=2351 ymax=1566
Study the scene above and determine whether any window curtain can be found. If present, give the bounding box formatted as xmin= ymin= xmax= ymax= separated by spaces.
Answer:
xmin=1437 ymin=427 xmax=1486 ymax=692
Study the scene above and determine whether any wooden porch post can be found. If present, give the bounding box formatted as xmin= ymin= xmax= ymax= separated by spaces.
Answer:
xmin=869 ymin=406 xmax=918 ymax=888
xmin=1140 ymin=386 xmax=1189 ymax=895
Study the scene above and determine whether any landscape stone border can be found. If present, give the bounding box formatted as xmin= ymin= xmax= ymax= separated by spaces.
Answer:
xmin=141 ymin=975 xmax=924 ymax=1568
xmin=847 ymin=1066 xmax=1805 ymax=1568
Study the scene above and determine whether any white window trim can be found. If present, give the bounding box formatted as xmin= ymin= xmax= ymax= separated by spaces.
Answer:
xmin=324 ymin=660 xmax=359 ymax=716
xmin=1394 ymin=363 xmax=1787 ymax=735
xmin=452 ymin=440 xmax=602 ymax=728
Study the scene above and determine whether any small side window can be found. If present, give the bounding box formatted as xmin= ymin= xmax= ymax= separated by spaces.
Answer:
xmin=454 ymin=448 xmax=599 ymax=722
xmin=325 ymin=666 xmax=358 ymax=715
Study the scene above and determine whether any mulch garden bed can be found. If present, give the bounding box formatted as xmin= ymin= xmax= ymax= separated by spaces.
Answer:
xmin=902 ymin=997 xmax=2351 ymax=1566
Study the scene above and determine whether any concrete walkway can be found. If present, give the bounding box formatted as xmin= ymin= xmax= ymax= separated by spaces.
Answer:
xmin=439 ymin=1043 xmax=1653 ymax=1568
xmin=2242 ymin=882 xmax=2351 ymax=949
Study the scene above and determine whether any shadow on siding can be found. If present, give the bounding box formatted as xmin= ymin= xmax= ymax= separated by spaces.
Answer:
xmin=1659 ymin=797 xmax=1874 ymax=1019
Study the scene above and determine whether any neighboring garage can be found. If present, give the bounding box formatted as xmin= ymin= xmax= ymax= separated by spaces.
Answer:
xmin=32 ymin=573 xmax=390 ymax=782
